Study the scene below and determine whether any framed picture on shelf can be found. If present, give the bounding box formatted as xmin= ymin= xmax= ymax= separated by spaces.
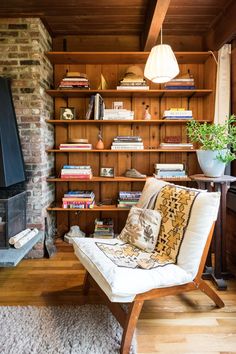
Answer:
xmin=100 ymin=167 xmax=114 ymax=178
xmin=60 ymin=107 xmax=76 ymax=120
xmin=112 ymin=101 xmax=123 ymax=110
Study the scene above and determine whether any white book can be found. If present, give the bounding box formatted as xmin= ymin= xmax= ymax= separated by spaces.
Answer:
xmin=154 ymin=163 xmax=184 ymax=170
xmin=112 ymin=142 xmax=143 ymax=146
xmin=116 ymin=86 xmax=149 ymax=91
xmin=111 ymin=146 xmax=144 ymax=150
xmin=163 ymin=110 xmax=192 ymax=117
xmin=61 ymin=169 xmax=91 ymax=174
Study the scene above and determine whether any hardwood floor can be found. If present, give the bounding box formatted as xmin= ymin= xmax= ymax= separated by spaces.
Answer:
xmin=1 ymin=240 xmax=236 ymax=353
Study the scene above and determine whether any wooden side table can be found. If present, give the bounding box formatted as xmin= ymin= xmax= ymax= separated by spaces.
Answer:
xmin=190 ymin=174 xmax=236 ymax=290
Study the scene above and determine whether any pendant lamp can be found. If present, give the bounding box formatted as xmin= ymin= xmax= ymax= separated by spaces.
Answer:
xmin=144 ymin=26 xmax=179 ymax=83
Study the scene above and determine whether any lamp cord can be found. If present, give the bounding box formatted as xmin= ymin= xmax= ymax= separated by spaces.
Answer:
xmin=208 ymin=50 xmax=218 ymax=65
xmin=160 ymin=25 xmax=163 ymax=44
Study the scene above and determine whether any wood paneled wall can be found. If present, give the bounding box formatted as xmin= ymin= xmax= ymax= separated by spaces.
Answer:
xmin=52 ymin=56 xmax=216 ymax=237
xmin=52 ymin=35 xmax=204 ymax=52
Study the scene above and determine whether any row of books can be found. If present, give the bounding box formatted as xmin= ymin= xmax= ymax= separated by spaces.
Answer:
xmin=58 ymin=164 xmax=190 ymax=180
xmin=159 ymin=142 xmax=193 ymax=149
xmin=117 ymin=191 xmax=142 ymax=208
xmin=163 ymin=108 xmax=193 ymax=120
xmin=61 ymin=165 xmax=93 ymax=180
xmin=62 ymin=190 xmax=95 ymax=209
xmin=62 ymin=190 xmax=142 ymax=209
xmin=111 ymin=136 xmax=144 ymax=150
xmin=153 ymin=163 xmax=188 ymax=179
xmin=117 ymin=71 xmax=149 ymax=90
xmin=86 ymin=93 xmax=105 ymax=120
xmin=164 ymin=76 xmax=195 ymax=90
xmin=93 ymin=218 xmax=114 ymax=239
xmin=59 ymin=72 xmax=90 ymax=90
xmin=58 ymin=142 xmax=193 ymax=150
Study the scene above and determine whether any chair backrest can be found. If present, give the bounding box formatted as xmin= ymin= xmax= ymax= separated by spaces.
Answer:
xmin=137 ymin=178 xmax=220 ymax=278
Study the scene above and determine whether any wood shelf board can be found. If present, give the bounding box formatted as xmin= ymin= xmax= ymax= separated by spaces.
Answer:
xmin=46 ymin=89 xmax=213 ymax=98
xmin=46 ymin=52 xmax=212 ymax=65
xmin=47 ymin=149 xmax=196 ymax=153
xmin=47 ymin=204 xmax=130 ymax=212
xmin=46 ymin=119 xmax=212 ymax=125
xmin=46 ymin=176 xmax=192 ymax=182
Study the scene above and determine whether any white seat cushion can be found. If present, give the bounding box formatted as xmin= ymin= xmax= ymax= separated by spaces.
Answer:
xmin=73 ymin=238 xmax=192 ymax=302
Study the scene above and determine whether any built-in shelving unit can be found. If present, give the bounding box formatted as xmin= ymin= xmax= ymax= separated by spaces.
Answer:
xmin=46 ymin=119 xmax=212 ymax=125
xmin=47 ymin=177 xmax=192 ymax=182
xmin=46 ymin=89 xmax=213 ymax=98
xmin=46 ymin=51 xmax=216 ymax=237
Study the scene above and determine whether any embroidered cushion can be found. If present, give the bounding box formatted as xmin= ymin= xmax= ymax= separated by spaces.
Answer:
xmin=153 ymin=184 xmax=199 ymax=264
xmin=118 ymin=206 xmax=162 ymax=252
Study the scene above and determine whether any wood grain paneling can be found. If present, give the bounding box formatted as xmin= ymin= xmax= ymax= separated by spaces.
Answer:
xmin=0 ymin=0 xmax=233 ymax=47
xmin=49 ymin=53 xmax=215 ymax=237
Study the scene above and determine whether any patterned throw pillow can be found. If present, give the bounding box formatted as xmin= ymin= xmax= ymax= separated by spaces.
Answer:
xmin=119 ymin=206 xmax=162 ymax=252
xmin=154 ymin=184 xmax=199 ymax=263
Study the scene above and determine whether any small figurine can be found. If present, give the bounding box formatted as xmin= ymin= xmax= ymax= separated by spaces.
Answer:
xmin=96 ymin=130 xmax=104 ymax=150
xmin=144 ymin=105 xmax=151 ymax=120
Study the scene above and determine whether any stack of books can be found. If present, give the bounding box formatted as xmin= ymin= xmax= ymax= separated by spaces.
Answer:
xmin=86 ymin=93 xmax=105 ymax=120
xmin=163 ymin=108 xmax=193 ymax=120
xmin=61 ymin=165 xmax=93 ymax=180
xmin=117 ymin=80 xmax=149 ymax=90
xmin=164 ymin=75 xmax=195 ymax=90
xmin=58 ymin=72 xmax=90 ymax=90
xmin=159 ymin=142 xmax=194 ymax=150
xmin=93 ymin=218 xmax=115 ymax=239
xmin=154 ymin=163 xmax=187 ymax=179
xmin=103 ymin=109 xmax=134 ymax=120
xmin=62 ymin=190 xmax=95 ymax=209
xmin=117 ymin=66 xmax=149 ymax=90
xmin=59 ymin=143 xmax=92 ymax=150
xmin=111 ymin=136 xmax=144 ymax=150
xmin=117 ymin=191 xmax=142 ymax=208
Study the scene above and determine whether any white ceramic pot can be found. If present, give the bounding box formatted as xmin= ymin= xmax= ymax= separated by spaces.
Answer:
xmin=196 ymin=150 xmax=227 ymax=177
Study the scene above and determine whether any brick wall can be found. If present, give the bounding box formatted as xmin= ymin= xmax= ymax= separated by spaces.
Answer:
xmin=0 ymin=18 xmax=54 ymax=257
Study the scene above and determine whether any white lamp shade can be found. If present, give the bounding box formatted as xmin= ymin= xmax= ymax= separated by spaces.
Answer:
xmin=144 ymin=44 xmax=179 ymax=83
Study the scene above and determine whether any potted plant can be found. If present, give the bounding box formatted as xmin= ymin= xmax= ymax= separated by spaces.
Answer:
xmin=187 ymin=115 xmax=236 ymax=177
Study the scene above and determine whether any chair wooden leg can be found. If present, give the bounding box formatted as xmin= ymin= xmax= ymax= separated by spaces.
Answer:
xmin=82 ymin=271 xmax=90 ymax=295
xmin=198 ymin=280 xmax=225 ymax=308
xmin=120 ymin=300 xmax=144 ymax=354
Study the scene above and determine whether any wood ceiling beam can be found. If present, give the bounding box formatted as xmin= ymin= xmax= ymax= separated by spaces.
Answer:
xmin=205 ymin=0 xmax=236 ymax=50
xmin=142 ymin=0 xmax=171 ymax=51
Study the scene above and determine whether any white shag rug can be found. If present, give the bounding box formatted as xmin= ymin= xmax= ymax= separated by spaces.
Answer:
xmin=0 ymin=304 xmax=136 ymax=354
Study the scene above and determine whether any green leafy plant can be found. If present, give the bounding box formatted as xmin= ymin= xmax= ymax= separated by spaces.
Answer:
xmin=187 ymin=115 xmax=236 ymax=163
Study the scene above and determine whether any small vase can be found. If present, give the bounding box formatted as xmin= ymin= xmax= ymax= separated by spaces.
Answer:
xmin=96 ymin=139 xmax=104 ymax=150
xmin=144 ymin=105 xmax=151 ymax=120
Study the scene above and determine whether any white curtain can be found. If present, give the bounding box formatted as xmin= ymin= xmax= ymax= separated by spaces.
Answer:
xmin=214 ymin=44 xmax=231 ymax=124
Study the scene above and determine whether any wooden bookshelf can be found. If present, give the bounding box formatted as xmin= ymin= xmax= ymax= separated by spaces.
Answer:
xmin=46 ymin=50 xmax=216 ymax=237
xmin=47 ymin=148 xmax=196 ymax=153
xmin=46 ymin=89 xmax=213 ymax=98
xmin=47 ymin=204 xmax=130 ymax=212
xmin=47 ymin=176 xmax=192 ymax=182
xmin=46 ymin=119 xmax=212 ymax=125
